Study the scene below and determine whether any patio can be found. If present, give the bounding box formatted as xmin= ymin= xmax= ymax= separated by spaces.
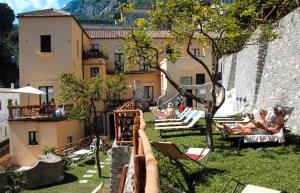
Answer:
xmin=144 ymin=112 xmax=300 ymax=193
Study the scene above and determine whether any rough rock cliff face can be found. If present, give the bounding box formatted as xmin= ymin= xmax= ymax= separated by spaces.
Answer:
xmin=62 ymin=0 xmax=151 ymax=22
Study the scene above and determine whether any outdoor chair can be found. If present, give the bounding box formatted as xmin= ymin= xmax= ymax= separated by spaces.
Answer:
xmin=62 ymin=148 xmax=80 ymax=165
xmin=90 ymin=136 xmax=111 ymax=154
xmin=155 ymin=110 xmax=198 ymax=127
xmin=151 ymin=141 xmax=211 ymax=167
xmin=215 ymin=109 xmax=259 ymax=125
xmin=155 ymin=111 xmax=205 ymax=137
xmin=154 ymin=107 xmax=192 ymax=122
xmin=220 ymin=177 xmax=285 ymax=193
xmin=222 ymin=106 xmax=294 ymax=149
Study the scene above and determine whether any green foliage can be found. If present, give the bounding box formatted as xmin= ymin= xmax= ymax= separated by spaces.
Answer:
xmin=144 ymin=112 xmax=300 ymax=193
xmin=57 ymin=72 xmax=127 ymax=130
xmin=0 ymin=36 xmax=19 ymax=87
xmin=0 ymin=3 xmax=18 ymax=87
xmin=42 ymin=146 xmax=56 ymax=155
xmin=5 ymin=167 xmax=27 ymax=193
xmin=121 ymin=0 xmax=284 ymax=147
xmin=0 ymin=3 xmax=15 ymax=35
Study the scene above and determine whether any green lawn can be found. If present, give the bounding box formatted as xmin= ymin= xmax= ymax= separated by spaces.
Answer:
xmin=144 ymin=112 xmax=300 ymax=193
xmin=23 ymin=152 xmax=110 ymax=193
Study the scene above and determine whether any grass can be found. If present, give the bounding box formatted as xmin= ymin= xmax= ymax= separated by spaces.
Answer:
xmin=23 ymin=152 xmax=110 ymax=193
xmin=143 ymin=112 xmax=300 ymax=193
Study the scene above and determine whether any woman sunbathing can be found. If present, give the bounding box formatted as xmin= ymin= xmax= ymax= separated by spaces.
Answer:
xmin=216 ymin=108 xmax=284 ymax=135
xmin=152 ymin=102 xmax=176 ymax=119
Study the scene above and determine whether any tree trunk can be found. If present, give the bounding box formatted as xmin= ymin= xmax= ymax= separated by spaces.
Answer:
xmin=95 ymin=134 xmax=101 ymax=177
xmin=92 ymin=101 xmax=101 ymax=177
xmin=205 ymin=114 xmax=214 ymax=149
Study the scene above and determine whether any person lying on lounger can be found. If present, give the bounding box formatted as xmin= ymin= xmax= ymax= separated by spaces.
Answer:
xmin=152 ymin=102 xmax=176 ymax=119
xmin=216 ymin=107 xmax=284 ymax=135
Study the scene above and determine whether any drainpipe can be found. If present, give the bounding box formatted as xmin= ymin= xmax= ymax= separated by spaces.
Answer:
xmin=81 ymin=31 xmax=84 ymax=79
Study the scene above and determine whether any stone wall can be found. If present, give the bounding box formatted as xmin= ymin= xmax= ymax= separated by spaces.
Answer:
xmin=110 ymin=141 xmax=132 ymax=193
xmin=221 ymin=8 xmax=300 ymax=134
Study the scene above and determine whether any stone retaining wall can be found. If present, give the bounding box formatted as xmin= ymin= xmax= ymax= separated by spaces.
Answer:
xmin=221 ymin=8 xmax=300 ymax=133
xmin=110 ymin=141 xmax=132 ymax=193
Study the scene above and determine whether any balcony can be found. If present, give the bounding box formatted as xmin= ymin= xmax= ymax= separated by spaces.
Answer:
xmin=82 ymin=50 xmax=109 ymax=60
xmin=8 ymin=105 xmax=72 ymax=121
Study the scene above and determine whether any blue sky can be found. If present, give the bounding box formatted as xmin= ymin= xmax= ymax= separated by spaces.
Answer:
xmin=0 ymin=0 xmax=72 ymax=22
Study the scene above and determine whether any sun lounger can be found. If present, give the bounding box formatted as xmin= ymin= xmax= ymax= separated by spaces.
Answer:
xmin=151 ymin=141 xmax=211 ymax=167
xmin=215 ymin=109 xmax=259 ymax=124
xmin=220 ymin=177 xmax=284 ymax=193
xmin=222 ymin=106 xmax=293 ymax=148
xmin=155 ymin=108 xmax=191 ymax=122
xmin=155 ymin=111 xmax=205 ymax=137
xmin=155 ymin=110 xmax=198 ymax=127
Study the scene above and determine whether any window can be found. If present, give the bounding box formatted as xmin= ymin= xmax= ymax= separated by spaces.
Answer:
xmin=166 ymin=46 xmax=174 ymax=57
xmin=180 ymin=76 xmax=192 ymax=85
xmin=15 ymin=100 xmax=18 ymax=105
xmin=90 ymin=67 xmax=99 ymax=77
xmin=40 ymin=35 xmax=51 ymax=52
xmin=196 ymin=73 xmax=205 ymax=85
xmin=139 ymin=57 xmax=149 ymax=71
xmin=29 ymin=131 xmax=38 ymax=145
xmin=144 ymin=86 xmax=153 ymax=99
xmin=39 ymin=86 xmax=54 ymax=105
xmin=192 ymin=48 xmax=200 ymax=57
xmin=4 ymin=127 xmax=7 ymax=137
xmin=192 ymin=48 xmax=205 ymax=57
xmin=115 ymin=53 xmax=124 ymax=72
xmin=67 ymin=136 xmax=72 ymax=144
xmin=0 ymin=100 xmax=2 ymax=111
xmin=90 ymin=44 xmax=99 ymax=52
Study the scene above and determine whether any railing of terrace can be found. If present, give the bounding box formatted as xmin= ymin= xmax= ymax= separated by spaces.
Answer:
xmin=115 ymin=100 xmax=160 ymax=193
xmin=8 ymin=104 xmax=73 ymax=120
xmin=54 ymin=135 xmax=94 ymax=156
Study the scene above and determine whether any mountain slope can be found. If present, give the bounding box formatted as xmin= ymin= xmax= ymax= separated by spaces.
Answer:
xmin=61 ymin=0 xmax=152 ymax=22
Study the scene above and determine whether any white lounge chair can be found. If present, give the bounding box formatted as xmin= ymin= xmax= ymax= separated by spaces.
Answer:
xmin=155 ymin=111 xmax=205 ymax=137
xmin=155 ymin=110 xmax=198 ymax=127
xmin=221 ymin=177 xmax=284 ymax=193
xmin=155 ymin=108 xmax=192 ymax=122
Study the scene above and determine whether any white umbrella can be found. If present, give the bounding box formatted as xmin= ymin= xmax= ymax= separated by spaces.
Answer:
xmin=12 ymin=86 xmax=46 ymax=106
xmin=12 ymin=86 xmax=46 ymax=95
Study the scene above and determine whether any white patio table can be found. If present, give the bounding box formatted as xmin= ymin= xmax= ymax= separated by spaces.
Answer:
xmin=73 ymin=149 xmax=92 ymax=156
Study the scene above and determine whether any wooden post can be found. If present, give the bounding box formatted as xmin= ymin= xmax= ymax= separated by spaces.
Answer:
xmin=117 ymin=164 xmax=129 ymax=193
xmin=133 ymin=125 xmax=139 ymax=156
xmin=134 ymin=155 xmax=146 ymax=193
xmin=134 ymin=155 xmax=140 ymax=193
xmin=114 ymin=112 xmax=118 ymax=140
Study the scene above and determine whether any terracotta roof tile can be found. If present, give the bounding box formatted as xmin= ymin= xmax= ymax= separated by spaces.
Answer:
xmin=17 ymin=8 xmax=72 ymax=17
xmin=85 ymin=29 xmax=171 ymax=39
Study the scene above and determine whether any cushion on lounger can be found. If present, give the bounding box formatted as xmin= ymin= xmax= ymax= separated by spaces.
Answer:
xmin=242 ymin=185 xmax=282 ymax=193
xmin=243 ymin=129 xmax=285 ymax=143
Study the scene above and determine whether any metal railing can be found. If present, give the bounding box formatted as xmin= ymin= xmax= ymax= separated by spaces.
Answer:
xmin=8 ymin=104 xmax=72 ymax=120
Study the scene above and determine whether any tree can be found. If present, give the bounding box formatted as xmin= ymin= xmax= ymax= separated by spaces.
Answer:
xmin=57 ymin=72 xmax=127 ymax=177
xmin=0 ymin=3 xmax=15 ymax=36
xmin=0 ymin=3 xmax=18 ymax=88
xmin=121 ymin=0 xmax=280 ymax=148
